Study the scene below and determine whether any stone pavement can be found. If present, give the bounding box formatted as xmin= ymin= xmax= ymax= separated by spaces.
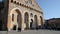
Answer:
xmin=0 ymin=30 xmax=60 ymax=34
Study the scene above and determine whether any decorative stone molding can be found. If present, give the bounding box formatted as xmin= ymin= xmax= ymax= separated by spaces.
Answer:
xmin=11 ymin=1 xmax=43 ymax=14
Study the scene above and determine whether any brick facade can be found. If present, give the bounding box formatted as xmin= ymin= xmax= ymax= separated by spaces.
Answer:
xmin=0 ymin=0 xmax=44 ymax=31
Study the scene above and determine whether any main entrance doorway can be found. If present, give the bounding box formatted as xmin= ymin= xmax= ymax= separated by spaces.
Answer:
xmin=12 ymin=9 xmax=22 ymax=31
xmin=17 ymin=12 xmax=22 ymax=30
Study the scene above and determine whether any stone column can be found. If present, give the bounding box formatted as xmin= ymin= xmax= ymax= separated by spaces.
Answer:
xmin=21 ymin=14 xmax=25 ymax=31
xmin=7 ymin=14 xmax=11 ymax=31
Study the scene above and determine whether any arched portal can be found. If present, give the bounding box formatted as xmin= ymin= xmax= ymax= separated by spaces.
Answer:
xmin=16 ymin=10 xmax=22 ymax=30
xmin=40 ymin=16 xmax=43 ymax=26
xmin=34 ymin=15 xmax=38 ymax=29
xmin=24 ymin=12 xmax=29 ymax=29
xmin=12 ymin=9 xmax=22 ymax=30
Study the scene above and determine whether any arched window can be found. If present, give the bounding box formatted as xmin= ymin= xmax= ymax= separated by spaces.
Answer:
xmin=30 ymin=13 xmax=33 ymax=17
xmin=12 ymin=14 xmax=14 ymax=21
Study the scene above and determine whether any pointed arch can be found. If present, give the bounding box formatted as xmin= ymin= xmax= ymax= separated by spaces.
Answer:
xmin=40 ymin=16 xmax=43 ymax=26
xmin=10 ymin=8 xmax=22 ymax=31
xmin=24 ymin=12 xmax=29 ymax=29
xmin=34 ymin=15 xmax=38 ymax=29
xmin=15 ymin=9 xmax=22 ymax=29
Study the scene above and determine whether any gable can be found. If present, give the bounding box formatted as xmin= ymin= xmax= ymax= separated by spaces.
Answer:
xmin=24 ymin=0 xmax=42 ymax=11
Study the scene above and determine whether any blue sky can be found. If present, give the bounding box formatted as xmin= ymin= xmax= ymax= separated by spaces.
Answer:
xmin=0 ymin=0 xmax=2 ymax=1
xmin=36 ymin=0 xmax=60 ymax=19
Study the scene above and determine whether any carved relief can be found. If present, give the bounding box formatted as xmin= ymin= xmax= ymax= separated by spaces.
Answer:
xmin=25 ymin=0 xmax=32 ymax=4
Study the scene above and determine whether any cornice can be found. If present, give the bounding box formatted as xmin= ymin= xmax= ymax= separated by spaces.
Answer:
xmin=12 ymin=1 xmax=43 ymax=14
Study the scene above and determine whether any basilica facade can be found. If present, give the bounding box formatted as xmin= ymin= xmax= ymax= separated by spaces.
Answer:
xmin=0 ymin=0 xmax=44 ymax=31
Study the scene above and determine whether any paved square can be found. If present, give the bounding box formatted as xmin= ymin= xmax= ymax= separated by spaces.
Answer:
xmin=0 ymin=30 xmax=60 ymax=34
